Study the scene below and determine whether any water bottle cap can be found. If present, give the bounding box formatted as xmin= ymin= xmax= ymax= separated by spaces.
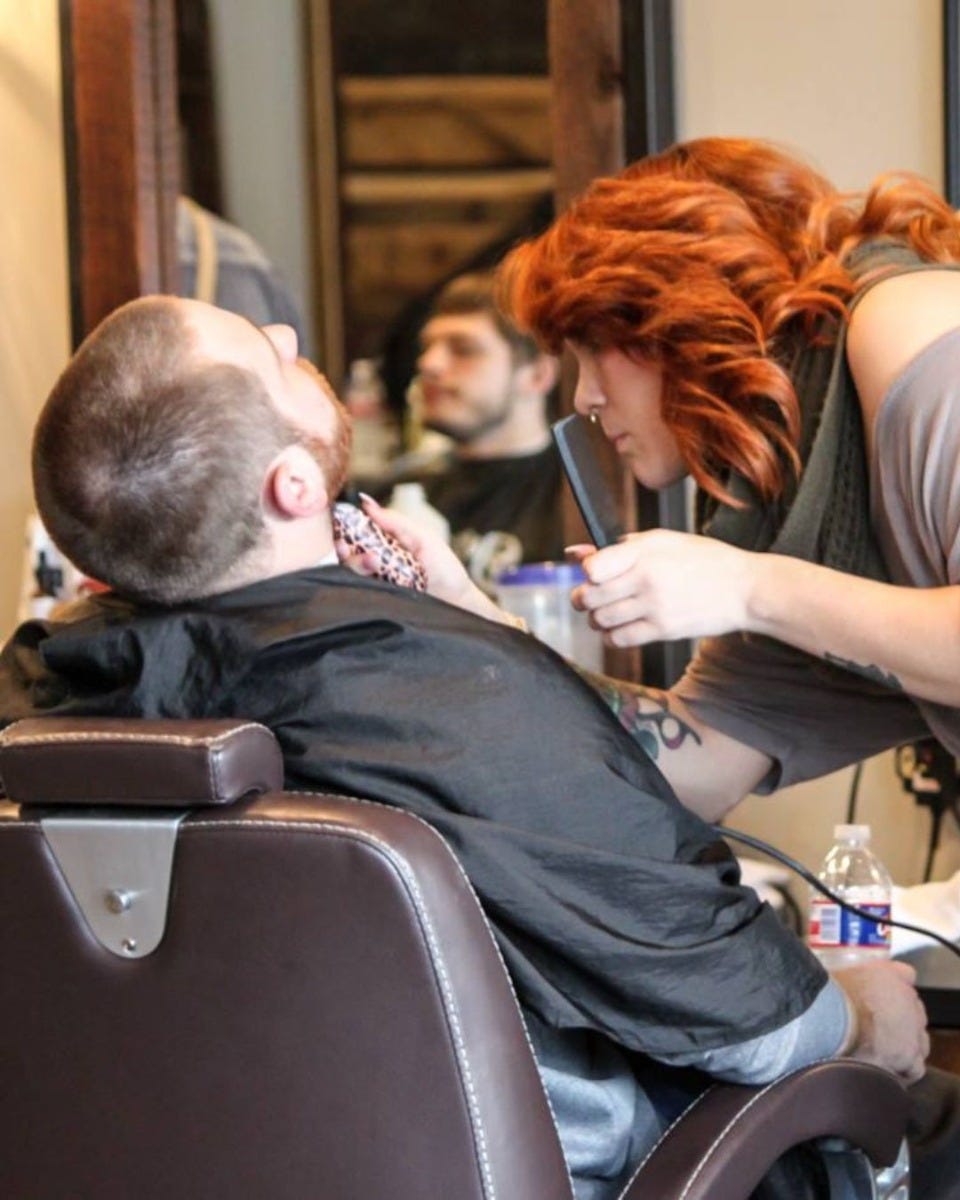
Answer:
xmin=495 ymin=562 xmax=587 ymax=587
xmin=833 ymin=823 xmax=871 ymax=843
xmin=391 ymin=482 xmax=426 ymax=504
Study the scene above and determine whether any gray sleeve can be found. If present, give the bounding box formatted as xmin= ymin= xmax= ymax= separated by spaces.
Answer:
xmin=674 ymin=634 xmax=928 ymax=791
xmin=873 ymin=327 xmax=960 ymax=587
xmin=652 ymin=978 xmax=850 ymax=1084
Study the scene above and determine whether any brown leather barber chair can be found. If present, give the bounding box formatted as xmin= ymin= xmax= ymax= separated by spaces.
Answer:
xmin=0 ymin=718 xmax=909 ymax=1199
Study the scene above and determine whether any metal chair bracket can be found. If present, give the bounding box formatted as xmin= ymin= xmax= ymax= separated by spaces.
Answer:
xmin=41 ymin=812 xmax=185 ymax=958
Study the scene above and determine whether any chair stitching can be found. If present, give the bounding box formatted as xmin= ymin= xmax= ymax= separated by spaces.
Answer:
xmin=187 ymin=816 xmax=499 ymax=1200
xmin=670 ymin=1063 xmax=834 ymax=1200
xmin=0 ymin=723 xmax=267 ymax=748
xmin=674 ymin=1087 xmax=771 ymax=1200
xmin=614 ymin=1084 xmax=720 ymax=1199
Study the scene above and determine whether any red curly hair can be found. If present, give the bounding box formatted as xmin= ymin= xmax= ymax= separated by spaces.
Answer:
xmin=500 ymin=137 xmax=960 ymax=505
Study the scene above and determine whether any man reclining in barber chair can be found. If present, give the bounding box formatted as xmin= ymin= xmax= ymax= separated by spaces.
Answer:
xmin=1 ymin=296 xmax=957 ymax=1199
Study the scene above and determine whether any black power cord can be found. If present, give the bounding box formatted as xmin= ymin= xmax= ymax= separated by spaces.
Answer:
xmin=716 ymin=824 xmax=960 ymax=962
xmin=845 ymin=761 xmax=863 ymax=825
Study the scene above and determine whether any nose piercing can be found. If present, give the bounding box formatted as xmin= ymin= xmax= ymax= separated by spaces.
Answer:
xmin=588 ymin=408 xmax=599 ymax=425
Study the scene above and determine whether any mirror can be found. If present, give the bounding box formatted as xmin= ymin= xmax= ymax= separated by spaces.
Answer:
xmin=177 ymin=1 xmax=555 ymax=419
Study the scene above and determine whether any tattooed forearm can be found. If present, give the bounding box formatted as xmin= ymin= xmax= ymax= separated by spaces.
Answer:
xmin=576 ymin=668 xmax=702 ymax=761
xmin=823 ymin=653 xmax=903 ymax=691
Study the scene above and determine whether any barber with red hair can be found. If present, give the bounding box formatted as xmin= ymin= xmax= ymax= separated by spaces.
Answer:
xmin=363 ymin=137 xmax=960 ymax=1197
xmin=498 ymin=137 xmax=960 ymax=829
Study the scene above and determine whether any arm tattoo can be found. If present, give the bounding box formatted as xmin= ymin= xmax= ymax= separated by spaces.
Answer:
xmin=576 ymin=668 xmax=702 ymax=762
xmin=823 ymin=652 xmax=903 ymax=692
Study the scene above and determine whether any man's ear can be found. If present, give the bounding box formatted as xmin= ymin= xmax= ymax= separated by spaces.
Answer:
xmin=265 ymin=444 xmax=329 ymax=519
xmin=518 ymin=353 xmax=560 ymax=397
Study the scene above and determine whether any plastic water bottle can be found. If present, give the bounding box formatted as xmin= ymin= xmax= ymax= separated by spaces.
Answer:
xmin=387 ymin=482 xmax=450 ymax=544
xmin=807 ymin=824 xmax=892 ymax=969
xmin=344 ymin=358 xmax=399 ymax=479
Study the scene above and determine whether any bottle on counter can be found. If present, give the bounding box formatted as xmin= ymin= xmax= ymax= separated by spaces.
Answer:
xmin=386 ymin=481 xmax=450 ymax=544
xmin=344 ymin=358 xmax=399 ymax=482
xmin=808 ymin=823 xmax=893 ymax=969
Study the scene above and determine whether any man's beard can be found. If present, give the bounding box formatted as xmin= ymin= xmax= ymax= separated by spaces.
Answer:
xmin=298 ymin=388 xmax=353 ymax=499
xmin=423 ymin=389 xmax=514 ymax=446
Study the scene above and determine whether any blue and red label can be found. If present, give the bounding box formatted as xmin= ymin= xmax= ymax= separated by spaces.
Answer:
xmin=808 ymin=898 xmax=891 ymax=951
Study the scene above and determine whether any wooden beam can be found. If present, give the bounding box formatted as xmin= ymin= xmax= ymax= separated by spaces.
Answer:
xmin=304 ymin=0 xmax=346 ymax=386
xmin=548 ymin=1 xmax=641 ymax=681
xmin=339 ymin=76 xmax=552 ymax=168
xmin=343 ymin=169 xmax=554 ymax=206
xmin=60 ymin=0 xmax=180 ymax=346
xmin=547 ymin=0 xmax=625 ymax=210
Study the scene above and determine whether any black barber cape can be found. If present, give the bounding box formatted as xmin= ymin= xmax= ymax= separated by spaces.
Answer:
xmin=0 ymin=566 xmax=825 ymax=1058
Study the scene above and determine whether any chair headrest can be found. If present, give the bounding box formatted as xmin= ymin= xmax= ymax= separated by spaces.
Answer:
xmin=0 ymin=718 xmax=284 ymax=808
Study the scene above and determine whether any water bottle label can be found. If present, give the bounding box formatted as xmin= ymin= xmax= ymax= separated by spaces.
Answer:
xmin=808 ymin=898 xmax=891 ymax=950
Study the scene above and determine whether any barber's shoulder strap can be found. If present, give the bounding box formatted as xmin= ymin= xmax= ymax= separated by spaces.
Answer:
xmin=846 ymin=239 xmax=960 ymax=317
xmin=180 ymin=196 xmax=220 ymax=305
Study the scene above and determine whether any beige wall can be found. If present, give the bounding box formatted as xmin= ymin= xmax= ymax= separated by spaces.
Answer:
xmin=676 ymin=0 xmax=943 ymax=187
xmin=675 ymin=0 xmax=959 ymax=891
xmin=0 ymin=2 xmax=70 ymax=635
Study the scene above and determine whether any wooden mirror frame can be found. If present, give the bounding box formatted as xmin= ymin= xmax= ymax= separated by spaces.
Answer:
xmin=59 ymin=0 xmax=180 ymax=349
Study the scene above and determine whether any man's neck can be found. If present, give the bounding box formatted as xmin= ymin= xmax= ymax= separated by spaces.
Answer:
xmin=456 ymin=414 xmax=552 ymax=461
xmin=211 ymin=516 xmax=336 ymax=592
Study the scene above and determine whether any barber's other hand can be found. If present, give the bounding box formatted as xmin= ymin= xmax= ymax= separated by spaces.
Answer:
xmin=355 ymin=494 xmax=512 ymax=626
xmin=570 ymin=530 xmax=760 ymax=646
xmin=833 ymin=961 xmax=930 ymax=1084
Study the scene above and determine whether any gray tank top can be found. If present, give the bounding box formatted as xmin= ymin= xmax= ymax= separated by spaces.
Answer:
xmin=678 ymin=242 xmax=960 ymax=784
xmin=870 ymin=323 xmax=960 ymax=756
xmin=702 ymin=241 xmax=958 ymax=582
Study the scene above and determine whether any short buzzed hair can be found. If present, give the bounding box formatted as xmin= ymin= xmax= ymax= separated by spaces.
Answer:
xmin=33 ymin=297 xmax=303 ymax=604
xmin=428 ymin=270 xmax=541 ymax=366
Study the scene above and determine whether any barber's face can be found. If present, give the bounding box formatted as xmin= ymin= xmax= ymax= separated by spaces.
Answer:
xmin=416 ymin=312 xmax=523 ymax=443
xmin=569 ymin=343 xmax=687 ymax=490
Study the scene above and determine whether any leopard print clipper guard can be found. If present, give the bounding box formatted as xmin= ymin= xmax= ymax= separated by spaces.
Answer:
xmin=332 ymin=502 xmax=427 ymax=591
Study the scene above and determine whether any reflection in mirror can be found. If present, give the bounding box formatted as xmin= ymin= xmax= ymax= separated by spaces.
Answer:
xmin=175 ymin=1 xmax=556 ymax=486
xmin=329 ymin=0 xmax=555 ymax=482
xmin=177 ymin=2 xmax=554 ymax=484
xmin=331 ymin=4 xmax=551 ymax=369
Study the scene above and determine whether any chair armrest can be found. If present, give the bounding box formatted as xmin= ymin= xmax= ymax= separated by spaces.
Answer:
xmin=619 ymin=1060 xmax=907 ymax=1200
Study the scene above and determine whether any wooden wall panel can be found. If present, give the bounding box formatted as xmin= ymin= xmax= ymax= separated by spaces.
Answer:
xmin=340 ymin=76 xmax=552 ymax=169
xmin=548 ymin=0 xmax=625 ymax=209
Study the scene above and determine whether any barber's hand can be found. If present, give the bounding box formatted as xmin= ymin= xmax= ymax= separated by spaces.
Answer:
xmin=833 ymin=961 xmax=930 ymax=1084
xmin=356 ymin=494 xmax=512 ymax=626
xmin=569 ymin=530 xmax=760 ymax=646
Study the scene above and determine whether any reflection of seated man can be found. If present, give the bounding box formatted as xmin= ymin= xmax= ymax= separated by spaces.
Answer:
xmin=2 ymin=297 xmax=952 ymax=1200
xmin=389 ymin=270 xmax=565 ymax=566
xmin=177 ymin=195 xmax=310 ymax=354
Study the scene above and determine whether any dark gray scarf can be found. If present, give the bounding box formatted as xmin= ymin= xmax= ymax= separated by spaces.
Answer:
xmin=701 ymin=241 xmax=943 ymax=582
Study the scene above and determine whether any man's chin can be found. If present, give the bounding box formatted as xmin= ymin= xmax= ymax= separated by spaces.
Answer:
xmin=421 ymin=417 xmax=475 ymax=445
